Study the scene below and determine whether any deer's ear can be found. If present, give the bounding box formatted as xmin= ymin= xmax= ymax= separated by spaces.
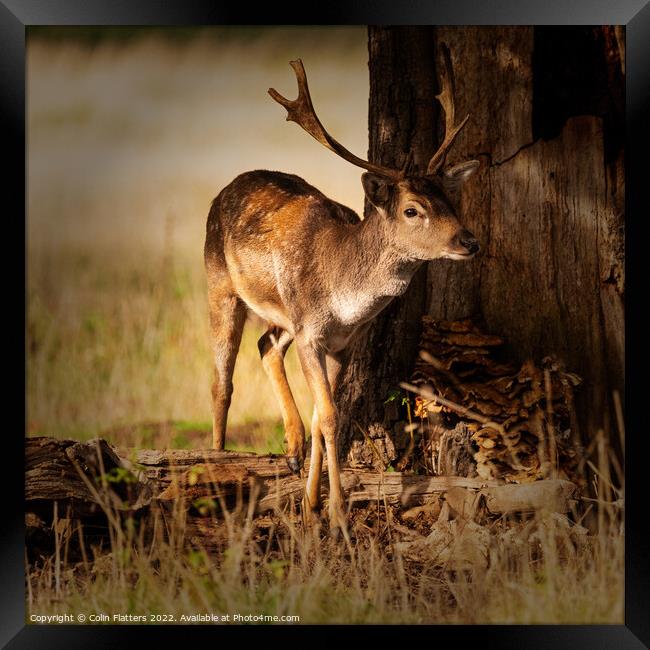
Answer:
xmin=442 ymin=160 xmax=480 ymax=190
xmin=362 ymin=172 xmax=392 ymax=210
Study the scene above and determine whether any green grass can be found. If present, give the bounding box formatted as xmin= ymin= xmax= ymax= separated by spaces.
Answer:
xmin=174 ymin=419 xmax=212 ymax=433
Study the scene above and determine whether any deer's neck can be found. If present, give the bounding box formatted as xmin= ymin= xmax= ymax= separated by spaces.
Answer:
xmin=329 ymin=209 xmax=422 ymax=326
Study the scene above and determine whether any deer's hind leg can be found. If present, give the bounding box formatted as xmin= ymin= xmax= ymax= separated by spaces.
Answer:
xmin=207 ymin=282 xmax=247 ymax=450
xmin=258 ymin=327 xmax=305 ymax=474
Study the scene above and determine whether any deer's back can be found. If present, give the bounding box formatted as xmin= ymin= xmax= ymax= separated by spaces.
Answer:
xmin=208 ymin=169 xmax=357 ymax=233
xmin=205 ymin=170 xmax=360 ymax=331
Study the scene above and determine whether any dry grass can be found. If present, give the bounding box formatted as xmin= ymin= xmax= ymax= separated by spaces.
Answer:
xmin=26 ymin=31 xmax=624 ymax=625
xmin=26 ymin=446 xmax=624 ymax=625
xmin=26 ymin=241 xmax=313 ymax=448
xmin=26 ymin=30 xmax=358 ymax=447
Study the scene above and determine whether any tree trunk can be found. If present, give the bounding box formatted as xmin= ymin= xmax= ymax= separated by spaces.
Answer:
xmin=428 ymin=26 xmax=625 ymax=446
xmin=338 ymin=27 xmax=624 ymax=468
xmin=337 ymin=27 xmax=437 ymax=468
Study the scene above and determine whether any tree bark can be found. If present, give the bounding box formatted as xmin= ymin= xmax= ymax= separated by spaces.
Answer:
xmin=338 ymin=27 xmax=624 ymax=468
xmin=337 ymin=27 xmax=437 ymax=468
xmin=429 ymin=26 xmax=625 ymax=443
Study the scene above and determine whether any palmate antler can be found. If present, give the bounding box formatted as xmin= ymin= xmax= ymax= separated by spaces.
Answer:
xmin=268 ymin=60 xmax=403 ymax=180
xmin=269 ymin=49 xmax=469 ymax=180
xmin=426 ymin=44 xmax=470 ymax=176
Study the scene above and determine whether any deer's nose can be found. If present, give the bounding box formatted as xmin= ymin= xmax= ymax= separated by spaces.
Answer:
xmin=459 ymin=229 xmax=480 ymax=255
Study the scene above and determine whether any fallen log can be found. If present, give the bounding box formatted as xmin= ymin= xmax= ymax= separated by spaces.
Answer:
xmin=483 ymin=479 xmax=577 ymax=514
xmin=25 ymin=436 xmax=578 ymax=559
xmin=127 ymin=447 xmax=284 ymax=486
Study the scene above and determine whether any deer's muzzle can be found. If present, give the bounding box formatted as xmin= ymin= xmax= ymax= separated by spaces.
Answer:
xmin=458 ymin=229 xmax=480 ymax=255
xmin=441 ymin=228 xmax=480 ymax=260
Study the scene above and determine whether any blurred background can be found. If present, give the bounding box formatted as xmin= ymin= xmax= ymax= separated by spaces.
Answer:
xmin=27 ymin=26 xmax=368 ymax=450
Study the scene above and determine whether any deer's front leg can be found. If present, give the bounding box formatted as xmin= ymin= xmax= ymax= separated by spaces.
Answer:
xmin=304 ymin=352 xmax=347 ymax=516
xmin=304 ymin=407 xmax=323 ymax=515
xmin=295 ymin=337 xmax=346 ymax=534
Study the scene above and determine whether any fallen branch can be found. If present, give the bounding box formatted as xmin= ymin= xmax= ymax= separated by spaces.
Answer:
xmin=400 ymin=381 xmax=505 ymax=434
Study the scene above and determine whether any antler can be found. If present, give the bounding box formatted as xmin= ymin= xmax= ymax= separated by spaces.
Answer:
xmin=269 ymin=60 xmax=402 ymax=181
xmin=426 ymin=44 xmax=470 ymax=176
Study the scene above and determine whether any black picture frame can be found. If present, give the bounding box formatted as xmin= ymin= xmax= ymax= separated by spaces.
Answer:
xmin=5 ymin=1 xmax=648 ymax=646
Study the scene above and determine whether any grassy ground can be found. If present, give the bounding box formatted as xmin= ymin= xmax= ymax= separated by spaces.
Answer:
xmin=25 ymin=30 xmax=356 ymax=449
xmin=27 ymin=478 xmax=624 ymax=624
xmin=27 ymin=242 xmax=313 ymax=450
xmin=26 ymin=31 xmax=624 ymax=625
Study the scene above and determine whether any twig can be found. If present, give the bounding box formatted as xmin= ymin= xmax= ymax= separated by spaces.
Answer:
xmin=419 ymin=350 xmax=462 ymax=387
xmin=354 ymin=420 xmax=389 ymax=470
xmin=574 ymin=503 xmax=594 ymax=528
xmin=25 ymin=548 xmax=33 ymax=608
xmin=543 ymin=368 xmax=558 ymax=478
xmin=400 ymin=381 xmax=505 ymax=435
xmin=53 ymin=501 xmax=60 ymax=598
xmin=67 ymin=455 xmax=123 ymax=532
xmin=437 ymin=431 xmax=449 ymax=475
xmin=613 ymin=389 xmax=625 ymax=459
xmin=579 ymin=496 xmax=624 ymax=509
xmin=586 ymin=459 xmax=621 ymax=496
xmin=76 ymin=520 xmax=89 ymax=573
xmin=396 ymin=398 xmax=416 ymax=471
xmin=608 ymin=447 xmax=624 ymax=492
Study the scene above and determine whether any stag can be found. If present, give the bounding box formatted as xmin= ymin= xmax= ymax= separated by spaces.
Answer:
xmin=204 ymin=49 xmax=479 ymax=534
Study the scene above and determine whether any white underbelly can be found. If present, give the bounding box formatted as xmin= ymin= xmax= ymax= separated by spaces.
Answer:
xmin=243 ymin=295 xmax=294 ymax=333
xmin=226 ymin=249 xmax=294 ymax=333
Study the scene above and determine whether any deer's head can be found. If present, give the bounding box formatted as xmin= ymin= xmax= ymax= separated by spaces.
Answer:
xmin=269 ymin=46 xmax=480 ymax=262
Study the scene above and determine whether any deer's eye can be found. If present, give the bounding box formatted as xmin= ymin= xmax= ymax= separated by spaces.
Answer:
xmin=404 ymin=208 xmax=418 ymax=218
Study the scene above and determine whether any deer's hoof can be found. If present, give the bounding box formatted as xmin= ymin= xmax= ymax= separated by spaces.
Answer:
xmin=286 ymin=455 xmax=302 ymax=475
